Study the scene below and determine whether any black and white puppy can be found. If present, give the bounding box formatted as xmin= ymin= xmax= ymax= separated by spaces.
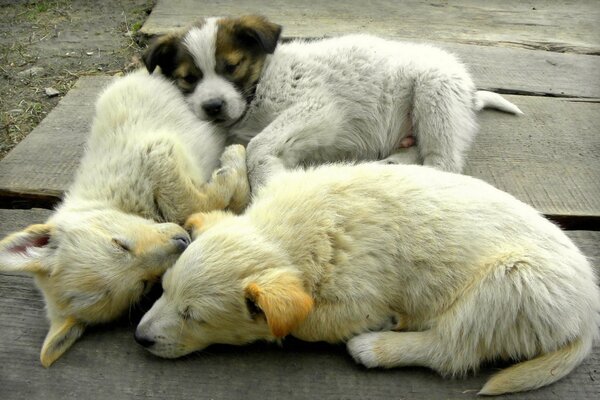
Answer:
xmin=144 ymin=15 xmax=522 ymax=190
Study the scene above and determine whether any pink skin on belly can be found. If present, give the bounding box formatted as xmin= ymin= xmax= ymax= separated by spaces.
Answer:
xmin=399 ymin=135 xmax=415 ymax=148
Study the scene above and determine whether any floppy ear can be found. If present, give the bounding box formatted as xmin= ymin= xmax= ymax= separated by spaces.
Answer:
xmin=244 ymin=272 xmax=313 ymax=337
xmin=233 ymin=15 xmax=282 ymax=54
xmin=40 ymin=316 xmax=85 ymax=367
xmin=0 ymin=223 xmax=53 ymax=274
xmin=143 ymin=34 xmax=180 ymax=75
xmin=184 ymin=211 xmax=233 ymax=240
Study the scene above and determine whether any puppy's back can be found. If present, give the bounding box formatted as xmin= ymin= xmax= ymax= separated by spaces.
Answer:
xmin=250 ymin=163 xmax=595 ymax=308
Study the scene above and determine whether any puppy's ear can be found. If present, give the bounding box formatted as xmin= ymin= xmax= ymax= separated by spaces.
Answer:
xmin=143 ymin=34 xmax=180 ymax=75
xmin=244 ymin=272 xmax=313 ymax=337
xmin=184 ymin=211 xmax=233 ymax=240
xmin=233 ymin=15 xmax=282 ymax=54
xmin=0 ymin=223 xmax=54 ymax=274
xmin=40 ymin=316 xmax=85 ymax=367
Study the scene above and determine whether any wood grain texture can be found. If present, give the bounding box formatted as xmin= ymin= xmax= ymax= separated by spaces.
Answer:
xmin=438 ymin=42 xmax=600 ymax=99
xmin=140 ymin=0 xmax=600 ymax=55
xmin=0 ymin=210 xmax=598 ymax=400
xmin=0 ymin=76 xmax=113 ymax=206
xmin=466 ymin=96 xmax=600 ymax=218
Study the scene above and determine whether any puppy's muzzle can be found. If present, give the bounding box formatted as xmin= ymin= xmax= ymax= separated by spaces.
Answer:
xmin=134 ymin=330 xmax=155 ymax=348
xmin=171 ymin=234 xmax=191 ymax=252
xmin=202 ymin=98 xmax=225 ymax=117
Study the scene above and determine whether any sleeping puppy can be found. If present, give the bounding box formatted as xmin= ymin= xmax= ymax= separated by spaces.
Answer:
xmin=0 ymin=71 xmax=249 ymax=367
xmin=143 ymin=15 xmax=522 ymax=190
xmin=135 ymin=163 xmax=599 ymax=396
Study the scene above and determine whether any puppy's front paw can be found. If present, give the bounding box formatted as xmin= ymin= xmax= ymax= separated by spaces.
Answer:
xmin=220 ymin=144 xmax=246 ymax=168
xmin=347 ymin=332 xmax=381 ymax=368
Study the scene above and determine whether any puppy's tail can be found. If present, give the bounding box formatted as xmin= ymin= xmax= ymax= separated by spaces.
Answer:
xmin=478 ymin=335 xmax=593 ymax=396
xmin=475 ymin=90 xmax=523 ymax=115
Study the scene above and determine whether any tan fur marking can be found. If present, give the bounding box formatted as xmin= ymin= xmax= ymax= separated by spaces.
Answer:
xmin=184 ymin=213 xmax=205 ymax=233
xmin=215 ymin=16 xmax=281 ymax=93
xmin=245 ymin=278 xmax=313 ymax=338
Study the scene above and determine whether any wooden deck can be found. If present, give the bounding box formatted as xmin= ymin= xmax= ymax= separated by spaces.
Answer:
xmin=1 ymin=1 xmax=599 ymax=398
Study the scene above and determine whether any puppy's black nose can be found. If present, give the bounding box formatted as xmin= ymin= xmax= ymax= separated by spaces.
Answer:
xmin=172 ymin=234 xmax=191 ymax=252
xmin=202 ymin=98 xmax=224 ymax=116
xmin=134 ymin=331 xmax=155 ymax=348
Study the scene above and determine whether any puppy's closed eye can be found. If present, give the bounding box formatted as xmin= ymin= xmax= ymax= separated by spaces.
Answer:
xmin=179 ymin=306 xmax=206 ymax=324
xmin=112 ymin=238 xmax=131 ymax=253
xmin=180 ymin=306 xmax=192 ymax=321
xmin=182 ymin=74 xmax=199 ymax=84
xmin=224 ymin=61 xmax=240 ymax=74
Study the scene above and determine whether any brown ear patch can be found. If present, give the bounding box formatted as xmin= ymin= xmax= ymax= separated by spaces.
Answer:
xmin=245 ymin=277 xmax=313 ymax=338
xmin=227 ymin=15 xmax=282 ymax=54
xmin=143 ymin=34 xmax=181 ymax=74
xmin=143 ymin=31 xmax=203 ymax=93
xmin=216 ymin=15 xmax=282 ymax=97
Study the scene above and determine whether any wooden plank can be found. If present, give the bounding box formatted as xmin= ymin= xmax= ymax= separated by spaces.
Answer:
xmin=438 ymin=43 xmax=600 ymax=99
xmin=466 ymin=96 xmax=600 ymax=220
xmin=0 ymin=210 xmax=598 ymax=399
xmin=0 ymin=77 xmax=598 ymax=221
xmin=0 ymin=76 xmax=114 ymax=207
xmin=140 ymin=0 xmax=600 ymax=55
xmin=138 ymin=1 xmax=600 ymax=99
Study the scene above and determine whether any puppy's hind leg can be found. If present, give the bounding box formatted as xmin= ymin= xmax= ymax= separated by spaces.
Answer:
xmin=412 ymin=75 xmax=477 ymax=173
xmin=348 ymin=330 xmax=438 ymax=370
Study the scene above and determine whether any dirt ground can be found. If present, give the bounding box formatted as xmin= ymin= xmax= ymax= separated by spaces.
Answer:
xmin=0 ymin=0 xmax=155 ymax=159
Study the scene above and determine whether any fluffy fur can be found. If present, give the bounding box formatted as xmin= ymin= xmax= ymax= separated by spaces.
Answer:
xmin=144 ymin=15 xmax=522 ymax=190
xmin=0 ymin=71 xmax=249 ymax=367
xmin=136 ymin=163 xmax=599 ymax=395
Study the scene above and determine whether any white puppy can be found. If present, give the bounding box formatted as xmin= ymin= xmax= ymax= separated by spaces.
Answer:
xmin=143 ymin=15 xmax=522 ymax=189
xmin=0 ymin=70 xmax=249 ymax=366
xmin=136 ymin=163 xmax=599 ymax=396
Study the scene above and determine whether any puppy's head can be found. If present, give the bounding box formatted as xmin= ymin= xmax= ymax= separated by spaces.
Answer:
xmin=143 ymin=15 xmax=282 ymax=125
xmin=135 ymin=212 xmax=313 ymax=358
xmin=0 ymin=209 xmax=190 ymax=367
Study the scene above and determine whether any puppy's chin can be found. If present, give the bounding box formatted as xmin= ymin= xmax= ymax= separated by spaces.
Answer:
xmin=194 ymin=109 xmax=244 ymax=127
xmin=146 ymin=344 xmax=199 ymax=359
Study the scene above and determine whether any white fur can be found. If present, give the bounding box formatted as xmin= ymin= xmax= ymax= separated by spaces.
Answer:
xmin=241 ymin=36 xmax=522 ymax=187
xmin=180 ymin=24 xmax=522 ymax=189
xmin=137 ymin=163 xmax=599 ymax=395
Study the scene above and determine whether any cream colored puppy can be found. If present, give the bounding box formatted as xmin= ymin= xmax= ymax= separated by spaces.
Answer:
xmin=0 ymin=71 xmax=249 ymax=367
xmin=136 ymin=164 xmax=599 ymax=395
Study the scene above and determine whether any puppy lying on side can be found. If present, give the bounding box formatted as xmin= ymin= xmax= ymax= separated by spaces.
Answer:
xmin=136 ymin=163 xmax=599 ymax=395
xmin=144 ymin=15 xmax=522 ymax=190
xmin=0 ymin=71 xmax=249 ymax=367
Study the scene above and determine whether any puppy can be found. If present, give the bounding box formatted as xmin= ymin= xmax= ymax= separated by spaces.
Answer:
xmin=143 ymin=15 xmax=522 ymax=189
xmin=135 ymin=163 xmax=599 ymax=395
xmin=0 ymin=71 xmax=249 ymax=367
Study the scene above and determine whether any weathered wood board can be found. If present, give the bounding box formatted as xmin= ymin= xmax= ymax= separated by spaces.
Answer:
xmin=466 ymin=95 xmax=600 ymax=221
xmin=438 ymin=43 xmax=600 ymax=99
xmin=0 ymin=76 xmax=113 ymax=206
xmin=139 ymin=1 xmax=600 ymax=99
xmin=140 ymin=0 xmax=600 ymax=55
xmin=0 ymin=77 xmax=598 ymax=222
xmin=0 ymin=210 xmax=598 ymax=400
